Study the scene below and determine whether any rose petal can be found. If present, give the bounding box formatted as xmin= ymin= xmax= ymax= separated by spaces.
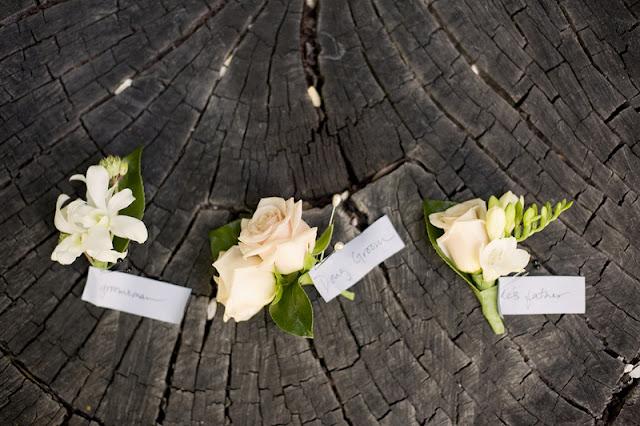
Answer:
xmin=436 ymin=219 xmax=488 ymax=274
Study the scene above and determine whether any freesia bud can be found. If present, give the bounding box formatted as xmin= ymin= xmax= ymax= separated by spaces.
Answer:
xmin=499 ymin=191 xmax=519 ymax=208
xmin=486 ymin=206 xmax=506 ymax=241
xmin=488 ymin=195 xmax=499 ymax=209
xmin=504 ymin=203 xmax=516 ymax=235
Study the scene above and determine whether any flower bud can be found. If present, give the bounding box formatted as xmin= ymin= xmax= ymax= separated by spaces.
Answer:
xmin=504 ymin=203 xmax=516 ymax=235
xmin=334 ymin=242 xmax=345 ymax=251
xmin=486 ymin=206 xmax=506 ymax=241
xmin=332 ymin=193 xmax=342 ymax=207
xmin=499 ymin=191 xmax=519 ymax=208
xmin=488 ymin=195 xmax=499 ymax=209
xmin=99 ymin=156 xmax=128 ymax=179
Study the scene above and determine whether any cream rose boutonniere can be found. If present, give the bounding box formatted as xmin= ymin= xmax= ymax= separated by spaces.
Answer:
xmin=207 ymin=194 xmax=350 ymax=338
xmin=424 ymin=192 xmax=572 ymax=334
xmin=51 ymin=148 xmax=147 ymax=269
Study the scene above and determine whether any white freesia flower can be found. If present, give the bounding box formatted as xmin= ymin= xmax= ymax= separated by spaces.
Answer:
xmin=238 ymin=197 xmax=316 ymax=274
xmin=213 ymin=246 xmax=276 ymax=322
xmin=479 ymin=237 xmax=530 ymax=282
xmin=485 ymin=206 xmax=506 ymax=241
xmin=436 ymin=219 xmax=488 ymax=273
xmin=51 ymin=165 xmax=148 ymax=266
xmin=429 ymin=199 xmax=486 ymax=231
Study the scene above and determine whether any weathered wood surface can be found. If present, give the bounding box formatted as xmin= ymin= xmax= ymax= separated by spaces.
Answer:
xmin=1 ymin=0 xmax=640 ymax=424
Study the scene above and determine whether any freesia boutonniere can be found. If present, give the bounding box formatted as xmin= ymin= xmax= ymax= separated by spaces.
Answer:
xmin=423 ymin=192 xmax=572 ymax=334
xmin=51 ymin=148 xmax=147 ymax=269
xmin=208 ymin=195 xmax=352 ymax=337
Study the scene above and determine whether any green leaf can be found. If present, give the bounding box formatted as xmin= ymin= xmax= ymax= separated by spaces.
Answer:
xmin=303 ymin=251 xmax=317 ymax=271
xmin=340 ymin=290 xmax=355 ymax=301
xmin=269 ymin=280 xmax=314 ymax=338
xmin=312 ymin=224 xmax=334 ymax=256
xmin=423 ymin=199 xmax=504 ymax=334
xmin=298 ymin=272 xmax=313 ymax=286
xmin=113 ymin=147 xmax=145 ymax=254
xmin=208 ymin=219 xmax=241 ymax=262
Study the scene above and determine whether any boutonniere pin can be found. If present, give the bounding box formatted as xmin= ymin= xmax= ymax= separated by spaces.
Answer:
xmin=51 ymin=148 xmax=147 ymax=269
xmin=423 ymin=192 xmax=572 ymax=333
xmin=208 ymin=194 xmax=349 ymax=338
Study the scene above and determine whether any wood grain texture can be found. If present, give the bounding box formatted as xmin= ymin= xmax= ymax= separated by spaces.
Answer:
xmin=1 ymin=0 xmax=639 ymax=424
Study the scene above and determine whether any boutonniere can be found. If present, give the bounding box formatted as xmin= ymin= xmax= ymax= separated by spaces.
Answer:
xmin=423 ymin=191 xmax=572 ymax=334
xmin=208 ymin=195 xmax=348 ymax=338
xmin=51 ymin=148 xmax=147 ymax=269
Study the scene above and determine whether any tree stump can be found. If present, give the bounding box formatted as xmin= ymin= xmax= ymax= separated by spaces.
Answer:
xmin=1 ymin=0 xmax=640 ymax=424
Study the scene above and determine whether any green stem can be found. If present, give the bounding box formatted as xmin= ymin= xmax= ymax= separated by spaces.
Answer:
xmin=471 ymin=274 xmax=504 ymax=334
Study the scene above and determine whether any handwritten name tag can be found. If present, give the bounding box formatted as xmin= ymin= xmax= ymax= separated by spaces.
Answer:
xmin=309 ymin=215 xmax=405 ymax=302
xmin=498 ymin=276 xmax=585 ymax=315
xmin=82 ymin=267 xmax=192 ymax=324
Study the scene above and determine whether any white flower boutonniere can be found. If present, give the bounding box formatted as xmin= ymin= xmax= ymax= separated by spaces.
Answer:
xmin=424 ymin=191 xmax=572 ymax=334
xmin=208 ymin=194 xmax=350 ymax=338
xmin=51 ymin=148 xmax=147 ymax=269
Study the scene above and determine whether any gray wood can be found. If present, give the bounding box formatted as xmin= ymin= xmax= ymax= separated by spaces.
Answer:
xmin=1 ymin=0 xmax=639 ymax=424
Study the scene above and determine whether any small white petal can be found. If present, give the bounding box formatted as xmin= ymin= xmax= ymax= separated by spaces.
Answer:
xmin=624 ymin=364 xmax=634 ymax=374
xmin=334 ymin=242 xmax=345 ymax=251
xmin=54 ymin=194 xmax=79 ymax=234
xmin=631 ymin=365 xmax=640 ymax=379
xmin=51 ymin=234 xmax=84 ymax=265
xmin=110 ymin=215 xmax=148 ymax=243
xmin=108 ymin=188 xmax=135 ymax=214
xmin=69 ymin=174 xmax=86 ymax=183
xmin=85 ymin=165 xmax=110 ymax=210
xmin=87 ymin=249 xmax=127 ymax=264
xmin=207 ymin=299 xmax=217 ymax=320
xmin=84 ymin=224 xmax=114 ymax=251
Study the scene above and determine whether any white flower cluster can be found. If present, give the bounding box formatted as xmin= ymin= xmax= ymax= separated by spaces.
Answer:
xmin=429 ymin=192 xmax=530 ymax=283
xmin=51 ymin=164 xmax=148 ymax=266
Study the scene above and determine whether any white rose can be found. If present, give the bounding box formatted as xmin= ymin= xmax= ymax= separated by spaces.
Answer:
xmin=213 ymin=245 xmax=276 ymax=322
xmin=429 ymin=199 xmax=487 ymax=231
xmin=479 ymin=237 xmax=530 ymax=282
xmin=436 ymin=219 xmax=489 ymax=273
xmin=238 ymin=197 xmax=317 ymax=274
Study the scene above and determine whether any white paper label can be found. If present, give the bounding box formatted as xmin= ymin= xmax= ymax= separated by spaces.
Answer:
xmin=82 ymin=267 xmax=192 ymax=324
xmin=309 ymin=215 xmax=405 ymax=302
xmin=498 ymin=276 xmax=585 ymax=315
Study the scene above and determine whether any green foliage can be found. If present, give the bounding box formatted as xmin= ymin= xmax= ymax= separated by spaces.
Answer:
xmin=514 ymin=199 xmax=573 ymax=242
xmin=312 ymin=224 xmax=334 ymax=256
xmin=208 ymin=219 xmax=241 ymax=262
xmin=112 ymin=147 xmax=145 ymax=254
xmin=269 ymin=278 xmax=314 ymax=338
xmin=423 ymin=199 xmax=504 ymax=334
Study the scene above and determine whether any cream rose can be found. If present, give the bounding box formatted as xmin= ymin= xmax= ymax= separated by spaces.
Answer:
xmin=428 ymin=199 xmax=487 ymax=231
xmin=213 ymin=246 xmax=276 ymax=322
xmin=436 ymin=219 xmax=489 ymax=273
xmin=238 ymin=197 xmax=317 ymax=274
